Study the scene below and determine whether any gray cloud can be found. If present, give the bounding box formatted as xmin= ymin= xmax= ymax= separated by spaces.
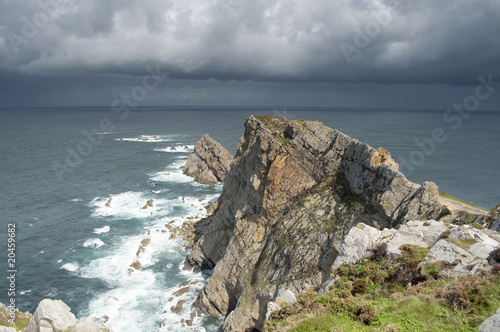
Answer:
xmin=0 ymin=0 xmax=499 ymax=107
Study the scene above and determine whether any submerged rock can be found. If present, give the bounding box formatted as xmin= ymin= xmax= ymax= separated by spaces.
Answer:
xmin=183 ymin=134 xmax=233 ymax=184
xmin=184 ymin=115 xmax=447 ymax=331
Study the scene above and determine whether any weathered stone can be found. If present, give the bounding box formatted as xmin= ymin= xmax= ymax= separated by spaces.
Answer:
xmin=71 ymin=317 xmax=108 ymax=332
xmin=183 ymin=134 xmax=233 ymax=184
xmin=25 ymin=299 xmax=77 ymax=332
xmin=385 ymin=220 xmax=447 ymax=259
xmin=184 ymin=115 xmax=446 ymax=331
xmin=130 ymin=261 xmax=142 ymax=270
xmin=171 ymin=300 xmax=185 ymax=314
xmin=0 ymin=327 xmax=16 ymax=332
xmin=479 ymin=308 xmax=500 ymax=332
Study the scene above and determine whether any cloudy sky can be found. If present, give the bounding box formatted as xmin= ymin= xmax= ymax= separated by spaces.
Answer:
xmin=0 ymin=0 xmax=499 ymax=109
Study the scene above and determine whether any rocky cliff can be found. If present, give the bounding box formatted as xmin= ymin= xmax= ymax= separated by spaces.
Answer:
xmin=184 ymin=115 xmax=449 ymax=331
xmin=183 ymin=134 xmax=233 ymax=184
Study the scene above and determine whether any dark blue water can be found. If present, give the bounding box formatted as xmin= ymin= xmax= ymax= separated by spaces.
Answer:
xmin=0 ymin=107 xmax=499 ymax=331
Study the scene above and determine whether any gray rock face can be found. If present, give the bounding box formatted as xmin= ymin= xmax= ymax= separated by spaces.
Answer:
xmin=185 ymin=115 xmax=446 ymax=331
xmin=0 ymin=327 xmax=16 ymax=332
xmin=333 ymin=219 xmax=499 ymax=278
xmin=479 ymin=308 xmax=500 ymax=332
xmin=25 ymin=299 xmax=77 ymax=332
xmin=71 ymin=317 xmax=107 ymax=332
xmin=24 ymin=299 xmax=110 ymax=332
xmin=183 ymin=134 xmax=233 ymax=184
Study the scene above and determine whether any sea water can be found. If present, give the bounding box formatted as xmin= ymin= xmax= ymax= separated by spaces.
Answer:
xmin=0 ymin=107 xmax=499 ymax=331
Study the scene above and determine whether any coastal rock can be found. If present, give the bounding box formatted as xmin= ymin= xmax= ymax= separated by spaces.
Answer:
xmin=71 ymin=317 xmax=107 ymax=332
xmin=479 ymin=308 xmax=500 ymax=332
xmin=486 ymin=204 xmax=500 ymax=231
xmin=185 ymin=115 xmax=446 ymax=331
xmin=25 ymin=299 xmax=76 ymax=332
xmin=0 ymin=327 xmax=16 ymax=332
xmin=183 ymin=134 xmax=233 ymax=184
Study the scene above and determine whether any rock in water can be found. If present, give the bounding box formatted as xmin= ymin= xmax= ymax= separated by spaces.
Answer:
xmin=183 ymin=134 xmax=233 ymax=184
xmin=25 ymin=299 xmax=76 ymax=332
xmin=184 ymin=115 xmax=446 ymax=331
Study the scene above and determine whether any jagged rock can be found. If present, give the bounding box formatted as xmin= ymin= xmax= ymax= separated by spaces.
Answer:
xmin=0 ymin=327 xmax=16 ymax=332
xmin=71 ymin=317 xmax=108 ymax=332
xmin=185 ymin=115 xmax=446 ymax=331
xmin=25 ymin=299 xmax=77 ymax=332
xmin=479 ymin=308 xmax=500 ymax=332
xmin=385 ymin=220 xmax=447 ymax=259
xmin=265 ymin=290 xmax=297 ymax=319
xmin=422 ymin=224 xmax=499 ymax=274
xmin=332 ymin=224 xmax=396 ymax=269
xmin=486 ymin=204 xmax=500 ymax=231
xmin=130 ymin=261 xmax=142 ymax=270
xmin=171 ymin=300 xmax=185 ymax=314
xmin=183 ymin=134 xmax=233 ymax=184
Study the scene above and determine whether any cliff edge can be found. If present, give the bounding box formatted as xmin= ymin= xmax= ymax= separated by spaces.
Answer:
xmin=184 ymin=115 xmax=448 ymax=331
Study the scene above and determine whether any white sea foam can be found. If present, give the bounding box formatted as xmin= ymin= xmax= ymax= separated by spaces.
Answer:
xmin=70 ymin=198 xmax=83 ymax=202
xmin=154 ymin=145 xmax=194 ymax=153
xmin=149 ymin=158 xmax=197 ymax=183
xmin=116 ymin=135 xmax=173 ymax=143
xmin=83 ymin=238 xmax=105 ymax=248
xmin=93 ymin=226 xmax=110 ymax=234
xmin=80 ymin=189 xmax=223 ymax=331
xmin=61 ymin=262 xmax=79 ymax=272
xmin=91 ymin=192 xmax=171 ymax=220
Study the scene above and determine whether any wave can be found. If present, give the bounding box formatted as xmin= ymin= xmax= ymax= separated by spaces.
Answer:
xmin=116 ymin=135 xmax=173 ymax=143
xmin=61 ymin=262 xmax=79 ymax=272
xmin=90 ymin=192 xmax=171 ymax=220
xmin=154 ymin=145 xmax=194 ymax=153
xmin=93 ymin=226 xmax=110 ymax=234
xmin=83 ymin=238 xmax=105 ymax=248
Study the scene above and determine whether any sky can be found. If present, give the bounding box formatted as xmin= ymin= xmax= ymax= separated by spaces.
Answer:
xmin=0 ymin=0 xmax=499 ymax=110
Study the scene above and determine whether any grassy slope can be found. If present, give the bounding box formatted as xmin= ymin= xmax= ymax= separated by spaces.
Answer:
xmin=265 ymin=245 xmax=500 ymax=332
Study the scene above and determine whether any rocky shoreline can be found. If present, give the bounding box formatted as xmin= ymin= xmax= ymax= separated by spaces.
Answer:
xmin=2 ymin=115 xmax=499 ymax=332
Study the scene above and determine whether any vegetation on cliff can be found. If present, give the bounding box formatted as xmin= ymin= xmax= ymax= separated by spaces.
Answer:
xmin=266 ymin=247 xmax=500 ymax=332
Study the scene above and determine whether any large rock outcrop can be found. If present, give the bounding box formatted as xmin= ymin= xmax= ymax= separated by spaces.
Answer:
xmin=183 ymin=134 xmax=233 ymax=184
xmin=331 ymin=220 xmax=499 ymax=276
xmin=184 ymin=115 xmax=447 ymax=331
xmin=21 ymin=299 xmax=110 ymax=332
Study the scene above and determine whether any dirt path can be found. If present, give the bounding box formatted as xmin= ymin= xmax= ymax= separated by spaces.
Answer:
xmin=439 ymin=196 xmax=489 ymax=216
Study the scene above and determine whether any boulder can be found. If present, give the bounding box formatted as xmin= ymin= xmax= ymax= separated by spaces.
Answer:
xmin=25 ymin=299 xmax=77 ymax=332
xmin=0 ymin=327 xmax=16 ymax=332
xmin=71 ymin=317 xmax=108 ymax=332
xmin=479 ymin=308 xmax=500 ymax=332
xmin=183 ymin=134 xmax=233 ymax=184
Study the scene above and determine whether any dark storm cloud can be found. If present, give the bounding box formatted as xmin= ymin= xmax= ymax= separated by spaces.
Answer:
xmin=0 ymin=0 xmax=499 ymax=107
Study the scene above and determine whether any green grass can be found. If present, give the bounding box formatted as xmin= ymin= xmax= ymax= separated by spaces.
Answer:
xmin=444 ymin=238 xmax=478 ymax=250
xmin=266 ymin=252 xmax=500 ymax=332
xmin=439 ymin=193 xmax=487 ymax=210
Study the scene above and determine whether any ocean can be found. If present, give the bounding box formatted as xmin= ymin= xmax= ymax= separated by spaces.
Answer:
xmin=0 ymin=107 xmax=499 ymax=331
